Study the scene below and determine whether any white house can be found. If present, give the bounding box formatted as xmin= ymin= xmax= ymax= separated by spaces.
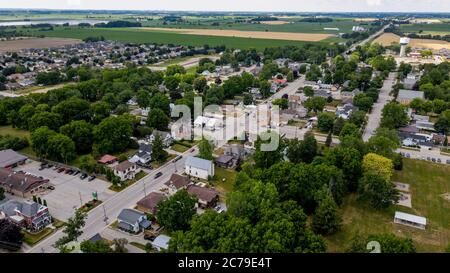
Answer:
xmin=194 ymin=116 xmax=223 ymax=131
xmin=149 ymin=130 xmax=174 ymax=147
xmin=114 ymin=160 xmax=138 ymax=181
xmin=152 ymin=234 xmax=171 ymax=252
xmin=394 ymin=211 xmax=427 ymax=230
xmin=185 ymin=156 xmax=214 ymax=180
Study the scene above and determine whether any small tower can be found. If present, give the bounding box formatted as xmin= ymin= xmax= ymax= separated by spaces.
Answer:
xmin=399 ymin=37 xmax=410 ymax=57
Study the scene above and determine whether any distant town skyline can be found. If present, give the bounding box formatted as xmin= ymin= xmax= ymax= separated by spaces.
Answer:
xmin=2 ymin=0 xmax=450 ymax=13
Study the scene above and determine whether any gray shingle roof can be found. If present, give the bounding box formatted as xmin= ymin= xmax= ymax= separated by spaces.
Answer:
xmin=0 ymin=149 xmax=28 ymax=168
xmin=118 ymin=208 xmax=144 ymax=224
xmin=185 ymin=156 xmax=213 ymax=172
xmin=398 ymin=90 xmax=424 ymax=100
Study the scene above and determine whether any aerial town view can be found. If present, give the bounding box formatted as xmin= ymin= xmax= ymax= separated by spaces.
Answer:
xmin=0 ymin=0 xmax=450 ymax=269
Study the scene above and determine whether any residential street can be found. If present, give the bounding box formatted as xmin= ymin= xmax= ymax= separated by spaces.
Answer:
xmin=27 ymin=146 xmax=199 ymax=253
xmin=362 ymin=72 xmax=396 ymax=141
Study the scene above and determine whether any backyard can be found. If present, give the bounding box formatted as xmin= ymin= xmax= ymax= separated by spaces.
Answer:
xmin=326 ymin=158 xmax=450 ymax=253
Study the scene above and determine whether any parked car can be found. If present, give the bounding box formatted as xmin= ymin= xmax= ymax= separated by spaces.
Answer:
xmin=154 ymin=172 xmax=163 ymax=179
xmin=57 ymin=167 xmax=65 ymax=173
xmin=39 ymin=165 xmax=47 ymax=171
xmin=426 ymin=157 xmax=431 ymax=161
xmin=88 ymin=175 xmax=96 ymax=181
xmin=40 ymin=161 xmax=48 ymax=167
xmin=47 ymin=185 xmax=55 ymax=190
xmin=437 ymin=158 xmax=442 ymax=163
xmin=447 ymin=159 xmax=450 ymax=165
xmin=214 ymin=205 xmax=224 ymax=213
xmin=80 ymin=173 xmax=88 ymax=180
xmin=73 ymin=170 xmax=80 ymax=176
xmin=47 ymin=164 xmax=54 ymax=169
xmin=144 ymin=234 xmax=156 ymax=241
xmin=432 ymin=158 xmax=436 ymax=162
xmin=406 ymin=153 xmax=411 ymax=158
xmin=53 ymin=165 xmax=59 ymax=170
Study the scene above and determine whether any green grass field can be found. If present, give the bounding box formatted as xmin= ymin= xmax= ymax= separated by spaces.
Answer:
xmin=326 ymin=158 xmax=450 ymax=253
xmin=400 ymin=23 xmax=450 ymax=35
xmin=22 ymin=228 xmax=54 ymax=246
xmin=22 ymin=26 xmax=323 ymax=50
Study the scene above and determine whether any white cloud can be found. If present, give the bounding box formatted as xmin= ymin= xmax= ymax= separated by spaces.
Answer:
xmin=366 ymin=0 xmax=382 ymax=6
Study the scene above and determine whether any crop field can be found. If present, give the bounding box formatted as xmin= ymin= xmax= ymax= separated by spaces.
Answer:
xmin=22 ymin=26 xmax=322 ymax=50
xmin=139 ymin=27 xmax=333 ymax=42
xmin=0 ymin=37 xmax=81 ymax=53
xmin=400 ymin=23 xmax=450 ymax=35
xmin=140 ymin=18 xmax=364 ymax=34
xmin=374 ymin=33 xmax=450 ymax=50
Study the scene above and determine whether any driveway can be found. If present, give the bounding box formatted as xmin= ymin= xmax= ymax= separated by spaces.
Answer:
xmin=14 ymin=160 xmax=116 ymax=221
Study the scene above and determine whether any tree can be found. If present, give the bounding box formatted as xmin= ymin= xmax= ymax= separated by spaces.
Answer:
xmin=339 ymin=123 xmax=361 ymax=139
xmin=287 ymin=71 xmax=294 ymax=82
xmin=317 ymin=112 xmax=335 ymax=133
xmin=358 ymin=172 xmax=399 ymax=209
xmin=136 ymin=89 xmax=152 ymax=108
xmin=156 ymin=190 xmax=197 ymax=231
xmin=366 ymin=129 xmax=400 ymax=158
xmin=332 ymin=117 xmax=346 ymax=135
xmin=55 ymin=210 xmax=87 ymax=248
xmin=164 ymin=75 xmax=180 ymax=91
xmin=303 ymin=86 xmax=314 ymax=97
xmin=166 ymin=65 xmax=186 ymax=76
xmin=253 ymin=134 xmax=284 ymax=169
xmin=0 ymin=219 xmax=23 ymax=251
xmin=149 ymin=93 xmax=171 ymax=115
xmin=36 ymin=71 xmax=62 ymax=85
xmin=93 ymin=115 xmax=134 ymax=154
xmin=312 ymin=195 xmax=342 ymax=235
xmin=31 ymin=126 xmax=56 ymax=158
xmin=380 ymin=102 xmax=409 ymax=129
xmin=193 ymin=77 xmax=207 ymax=92
xmin=435 ymin=109 xmax=450 ymax=135
xmin=29 ymin=111 xmax=62 ymax=132
xmin=47 ymin=134 xmax=76 ymax=163
xmin=325 ymin=147 xmax=362 ymax=190
xmin=112 ymin=238 xmax=128 ymax=253
xmin=304 ymin=97 xmax=326 ymax=113
xmin=90 ymin=101 xmax=111 ymax=124
xmin=243 ymin=94 xmax=254 ymax=105
xmin=348 ymin=110 xmax=366 ymax=127
xmin=198 ymin=138 xmax=214 ymax=161
xmin=272 ymin=98 xmax=289 ymax=110
xmin=15 ymin=104 xmax=35 ymax=130
xmin=80 ymin=240 xmax=114 ymax=253
xmin=60 ymin=120 xmax=94 ymax=154
xmin=353 ymin=93 xmax=374 ymax=112
xmin=146 ymin=108 xmax=170 ymax=131
xmin=152 ymin=134 xmax=168 ymax=162
xmin=325 ymin=131 xmax=332 ymax=147
xmin=285 ymin=135 xmax=317 ymax=164
xmin=52 ymin=97 xmax=91 ymax=124
xmin=0 ymin=187 xmax=4 ymax=201
xmin=368 ymin=234 xmax=416 ymax=253
xmin=362 ymin=153 xmax=394 ymax=181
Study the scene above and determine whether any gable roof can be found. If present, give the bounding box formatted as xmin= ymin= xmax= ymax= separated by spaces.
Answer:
xmin=185 ymin=156 xmax=213 ymax=172
xmin=0 ymin=149 xmax=28 ymax=168
xmin=137 ymin=192 xmax=167 ymax=211
xmin=164 ymin=174 xmax=190 ymax=189
xmin=98 ymin=154 xmax=117 ymax=164
xmin=114 ymin=161 xmax=136 ymax=172
xmin=118 ymin=208 xmax=145 ymax=224
xmin=187 ymin=184 xmax=219 ymax=203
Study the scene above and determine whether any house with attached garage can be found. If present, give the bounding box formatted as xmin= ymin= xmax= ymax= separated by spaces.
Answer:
xmin=113 ymin=160 xmax=138 ymax=182
xmin=117 ymin=208 xmax=151 ymax=234
xmin=185 ymin=156 xmax=214 ymax=180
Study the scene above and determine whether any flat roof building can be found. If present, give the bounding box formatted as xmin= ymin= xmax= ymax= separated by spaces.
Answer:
xmin=394 ymin=211 xmax=427 ymax=230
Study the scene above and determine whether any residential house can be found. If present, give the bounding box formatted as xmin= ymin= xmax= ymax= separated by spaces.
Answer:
xmin=186 ymin=184 xmax=219 ymax=209
xmin=340 ymin=89 xmax=362 ymax=103
xmin=0 ymin=200 xmax=52 ymax=231
xmin=136 ymin=192 xmax=167 ymax=214
xmin=415 ymin=120 xmax=435 ymax=132
xmin=397 ymin=90 xmax=425 ymax=105
xmin=164 ymin=174 xmax=191 ymax=194
xmin=129 ymin=142 xmax=152 ymax=165
xmin=399 ymin=132 xmax=433 ymax=148
xmin=185 ymin=156 xmax=214 ymax=180
xmin=113 ymin=161 xmax=137 ymax=182
xmin=117 ymin=208 xmax=151 ymax=234
xmin=194 ymin=116 xmax=223 ymax=131
xmin=149 ymin=130 xmax=174 ymax=147
xmin=336 ymin=103 xmax=355 ymax=120
xmin=402 ymin=73 xmax=421 ymax=90
xmin=0 ymin=168 xmax=49 ymax=198
xmin=0 ymin=149 xmax=28 ymax=168
xmin=215 ymin=155 xmax=234 ymax=168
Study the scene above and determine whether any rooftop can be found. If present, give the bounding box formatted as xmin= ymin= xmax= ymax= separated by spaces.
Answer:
xmin=137 ymin=192 xmax=167 ymax=211
xmin=114 ymin=160 xmax=135 ymax=172
xmin=185 ymin=156 xmax=213 ymax=171
xmin=0 ymin=149 xmax=28 ymax=168
xmin=398 ymin=90 xmax=425 ymax=100
xmin=187 ymin=184 xmax=219 ymax=203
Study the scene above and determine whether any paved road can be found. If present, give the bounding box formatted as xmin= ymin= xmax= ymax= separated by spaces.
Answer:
xmin=348 ymin=25 xmax=390 ymax=53
xmin=362 ymin=72 xmax=396 ymax=141
xmin=27 ymin=147 xmax=198 ymax=253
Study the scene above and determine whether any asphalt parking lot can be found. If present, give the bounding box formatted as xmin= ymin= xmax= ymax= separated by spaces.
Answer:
xmin=14 ymin=160 xmax=116 ymax=221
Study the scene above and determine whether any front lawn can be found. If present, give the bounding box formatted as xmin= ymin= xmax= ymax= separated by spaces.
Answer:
xmin=212 ymin=167 xmax=237 ymax=201
xmin=325 ymin=158 xmax=450 ymax=253
xmin=109 ymin=170 xmax=147 ymax=192
xmin=22 ymin=228 xmax=54 ymax=246
xmin=171 ymin=144 xmax=189 ymax=153
xmin=150 ymin=154 xmax=176 ymax=169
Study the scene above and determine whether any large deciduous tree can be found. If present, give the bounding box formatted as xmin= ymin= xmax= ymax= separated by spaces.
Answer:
xmin=156 ymin=190 xmax=197 ymax=232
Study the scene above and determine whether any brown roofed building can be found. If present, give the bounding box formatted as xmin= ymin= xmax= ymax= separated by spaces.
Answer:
xmin=164 ymin=174 xmax=191 ymax=194
xmin=114 ymin=160 xmax=137 ymax=181
xmin=136 ymin=192 xmax=167 ymax=214
xmin=187 ymin=184 xmax=219 ymax=209
xmin=98 ymin=154 xmax=118 ymax=165
xmin=0 ymin=168 xmax=49 ymax=198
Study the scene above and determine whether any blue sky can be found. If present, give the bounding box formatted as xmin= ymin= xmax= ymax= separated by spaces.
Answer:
xmin=1 ymin=0 xmax=450 ymax=12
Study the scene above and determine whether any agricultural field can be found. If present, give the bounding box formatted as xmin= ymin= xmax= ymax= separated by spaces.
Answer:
xmin=0 ymin=37 xmax=81 ymax=53
xmin=326 ymin=159 xmax=450 ymax=253
xmin=139 ymin=27 xmax=333 ymax=42
xmin=373 ymin=32 xmax=450 ymax=50
xmin=21 ymin=26 xmax=317 ymax=50
xmin=400 ymin=23 xmax=450 ymax=35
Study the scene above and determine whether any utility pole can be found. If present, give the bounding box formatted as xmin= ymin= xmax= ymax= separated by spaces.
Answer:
xmin=143 ymin=181 xmax=147 ymax=197
xmin=78 ymin=191 xmax=83 ymax=207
